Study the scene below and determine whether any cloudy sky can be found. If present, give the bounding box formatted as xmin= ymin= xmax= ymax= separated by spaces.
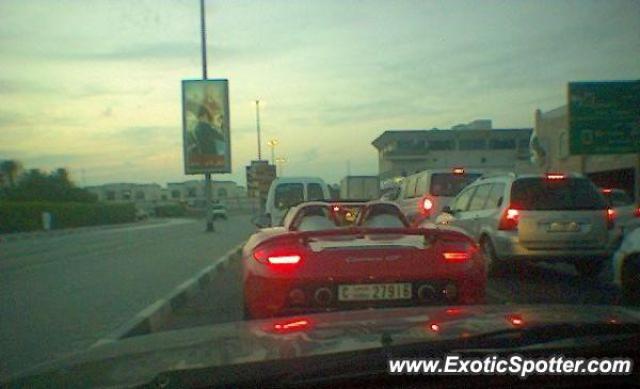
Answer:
xmin=1 ymin=0 xmax=638 ymax=187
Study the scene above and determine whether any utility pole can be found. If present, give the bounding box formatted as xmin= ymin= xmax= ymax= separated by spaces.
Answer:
xmin=200 ymin=0 xmax=214 ymax=232
xmin=255 ymin=100 xmax=262 ymax=160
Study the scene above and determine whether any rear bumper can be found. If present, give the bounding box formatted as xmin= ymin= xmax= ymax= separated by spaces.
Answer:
xmin=244 ymin=275 xmax=485 ymax=320
xmin=492 ymin=231 xmax=614 ymax=261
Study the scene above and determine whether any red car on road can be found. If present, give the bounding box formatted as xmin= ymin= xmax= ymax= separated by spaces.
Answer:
xmin=243 ymin=201 xmax=486 ymax=320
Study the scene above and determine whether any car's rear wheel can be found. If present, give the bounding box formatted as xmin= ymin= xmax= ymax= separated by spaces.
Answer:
xmin=621 ymin=255 xmax=640 ymax=306
xmin=480 ymin=237 xmax=505 ymax=277
xmin=574 ymin=259 xmax=604 ymax=279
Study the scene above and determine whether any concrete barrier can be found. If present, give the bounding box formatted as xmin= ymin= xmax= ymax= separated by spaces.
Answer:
xmin=93 ymin=242 xmax=245 ymax=347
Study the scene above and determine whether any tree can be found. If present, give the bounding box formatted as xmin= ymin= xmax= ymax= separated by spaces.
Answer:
xmin=0 ymin=160 xmax=22 ymax=187
xmin=0 ymin=166 xmax=97 ymax=203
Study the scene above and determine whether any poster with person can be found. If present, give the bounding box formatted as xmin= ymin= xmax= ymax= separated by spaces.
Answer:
xmin=182 ymin=79 xmax=231 ymax=174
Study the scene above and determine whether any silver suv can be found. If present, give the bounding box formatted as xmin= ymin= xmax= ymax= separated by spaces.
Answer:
xmin=433 ymin=173 xmax=619 ymax=278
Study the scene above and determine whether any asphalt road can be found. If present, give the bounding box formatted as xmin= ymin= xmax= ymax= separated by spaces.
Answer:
xmin=0 ymin=216 xmax=256 ymax=380
xmin=0 ymin=217 xmax=624 ymax=380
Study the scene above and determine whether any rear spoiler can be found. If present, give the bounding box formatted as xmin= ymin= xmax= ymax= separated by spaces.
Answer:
xmin=258 ymin=227 xmax=475 ymax=247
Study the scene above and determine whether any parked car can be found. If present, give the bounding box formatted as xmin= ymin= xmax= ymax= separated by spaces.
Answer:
xmin=430 ymin=172 xmax=619 ymax=278
xmin=601 ymin=188 xmax=640 ymax=240
xmin=243 ymin=201 xmax=486 ymax=319
xmin=211 ymin=203 xmax=227 ymax=220
xmin=135 ymin=208 xmax=149 ymax=221
xmin=396 ymin=168 xmax=483 ymax=223
xmin=256 ymin=177 xmax=330 ymax=228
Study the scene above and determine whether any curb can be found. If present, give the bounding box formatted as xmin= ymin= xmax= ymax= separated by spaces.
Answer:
xmin=93 ymin=242 xmax=245 ymax=347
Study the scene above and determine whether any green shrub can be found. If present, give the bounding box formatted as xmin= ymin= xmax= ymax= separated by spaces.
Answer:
xmin=0 ymin=202 xmax=135 ymax=233
xmin=154 ymin=204 xmax=186 ymax=217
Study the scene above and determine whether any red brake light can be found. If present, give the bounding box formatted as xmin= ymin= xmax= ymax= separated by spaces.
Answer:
xmin=443 ymin=252 xmax=471 ymax=262
xmin=453 ymin=167 xmax=464 ymax=175
xmin=422 ymin=197 xmax=433 ymax=211
xmin=634 ymin=207 xmax=640 ymax=218
xmin=546 ymin=173 xmax=565 ymax=180
xmin=498 ymin=208 xmax=519 ymax=230
xmin=602 ymin=188 xmax=612 ymax=194
xmin=607 ymin=208 xmax=616 ymax=230
xmin=507 ymin=314 xmax=525 ymax=327
xmin=253 ymin=247 xmax=303 ymax=265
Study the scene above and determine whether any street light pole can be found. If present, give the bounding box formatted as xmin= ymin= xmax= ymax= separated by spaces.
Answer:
xmin=255 ymin=100 xmax=262 ymax=160
xmin=200 ymin=0 xmax=214 ymax=232
xmin=275 ymin=156 xmax=287 ymax=177
xmin=267 ymin=138 xmax=279 ymax=165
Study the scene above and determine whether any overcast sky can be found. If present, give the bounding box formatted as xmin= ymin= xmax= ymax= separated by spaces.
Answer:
xmin=1 ymin=0 xmax=638 ymax=186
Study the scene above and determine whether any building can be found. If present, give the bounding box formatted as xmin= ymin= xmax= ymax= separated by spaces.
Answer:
xmin=85 ymin=183 xmax=166 ymax=213
xmin=245 ymin=160 xmax=276 ymax=212
xmin=372 ymin=120 xmax=533 ymax=182
xmin=166 ymin=180 xmax=246 ymax=207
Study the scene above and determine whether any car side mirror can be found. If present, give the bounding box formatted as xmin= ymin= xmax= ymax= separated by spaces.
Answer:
xmin=442 ymin=206 xmax=454 ymax=214
xmin=253 ymin=214 xmax=271 ymax=228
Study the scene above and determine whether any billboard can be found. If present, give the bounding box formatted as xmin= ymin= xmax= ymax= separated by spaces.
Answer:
xmin=182 ymin=79 xmax=231 ymax=174
xmin=245 ymin=160 xmax=276 ymax=199
xmin=568 ymin=80 xmax=640 ymax=155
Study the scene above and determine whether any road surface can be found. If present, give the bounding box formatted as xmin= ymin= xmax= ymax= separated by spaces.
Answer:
xmin=0 ymin=216 xmax=255 ymax=380
xmin=0 ymin=217 xmax=624 ymax=380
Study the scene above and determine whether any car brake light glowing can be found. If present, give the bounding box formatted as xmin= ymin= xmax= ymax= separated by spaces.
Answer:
xmin=271 ymin=318 xmax=312 ymax=333
xmin=507 ymin=314 xmax=525 ymax=327
xmin=498 ymin=208 xmax=519 ymax=230
xmin=453 ymin=167 xmax=464 ymax=175
xmin=428 ymin=322 xmax=441 ymax=332
xmin=442 ymin=252 xmax=471 ymax=262
xmin=253 ymin=247 xmax=303 ymax=265
xmin=602 ymin=188 xmax=612 ymax=194
xmin=422 ymin=198 xmax=433 ymax=211
xmin=606 ymin=208 xmax=616 ymax=230
xmin=635 ymin=207 xmax=640 ymax=218
xmin=332 ymin=205 xmax=340 ymax=212
xmin=268 ymin=255 xmax=301 ymax=264
xmin=546 ymin=173 xmax=565 ymax=180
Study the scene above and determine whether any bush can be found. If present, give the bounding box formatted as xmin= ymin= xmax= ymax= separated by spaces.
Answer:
xmin=154 ymin=204 xmax=186 ymax=217
xmin=0 ymin=202 xmax=136 ymax=233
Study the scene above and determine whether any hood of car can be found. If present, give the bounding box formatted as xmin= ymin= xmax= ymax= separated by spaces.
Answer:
xmin=7 ymin=305 xmax=640 ymax=387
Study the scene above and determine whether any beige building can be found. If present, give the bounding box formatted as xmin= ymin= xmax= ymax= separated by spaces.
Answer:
xmin=372 ymin=120 xmax=533 ymax=182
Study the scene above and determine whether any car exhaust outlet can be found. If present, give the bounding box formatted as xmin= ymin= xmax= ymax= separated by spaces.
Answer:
xmin=314 ymin=287 xmax=333 ymax=305
xmin=418 ymin=285 xmax=436 ymax=301
xmin=289 ymin=289 xmax=306 ymax=305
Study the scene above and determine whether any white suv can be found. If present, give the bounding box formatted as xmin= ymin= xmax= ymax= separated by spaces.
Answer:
xmin=432 ymin=172 xmax=619 ymax=278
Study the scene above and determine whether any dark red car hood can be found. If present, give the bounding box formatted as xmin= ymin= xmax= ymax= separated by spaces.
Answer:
xmin=7 ymin=305 xmax=640 ymax=387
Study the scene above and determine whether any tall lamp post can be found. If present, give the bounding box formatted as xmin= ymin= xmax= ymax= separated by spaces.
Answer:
xmin=267 ymin=138 xmax=279 ymax=165
xmin=275 ymin=156 xmax=287 ymax=177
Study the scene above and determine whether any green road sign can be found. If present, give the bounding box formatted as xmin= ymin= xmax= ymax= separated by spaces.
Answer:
xmin=568 ymin=81 xmax=640 ymax=155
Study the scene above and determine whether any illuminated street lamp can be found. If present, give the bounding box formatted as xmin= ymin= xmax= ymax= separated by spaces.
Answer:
xmin=267 ymin=139 xmax=279 ymax=164
xmin=275 ymin=156 xmax=287 ymax=177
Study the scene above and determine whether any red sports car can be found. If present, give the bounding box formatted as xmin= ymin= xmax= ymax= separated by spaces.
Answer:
xmin=243 ymin=201 xmax=486 ymax=320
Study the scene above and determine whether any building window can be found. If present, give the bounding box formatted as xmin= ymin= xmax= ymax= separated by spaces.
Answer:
xmin=489 ymin=139 xmax=516 ymax=150
xmin=106 ymin=191 xmax=116 ymax=201
xmin=161 ymin=194 xmax=168 ymax=201
xmin=459 ymin=138 xmax=486 ymax=150
xmin=217 ymin=188 xmax=228 ymax=198
xmin=122 ymin=190 xmax=132 ymax=200
xmin=135 ymin=191 xmax=145 ymax=200
xmin=428 ymin=140 xmax=454 ymax=150
xmin=187 ymin=188 xmax=197 ymax=198
xmin=171 ymin=190 xmax=181 ymax=199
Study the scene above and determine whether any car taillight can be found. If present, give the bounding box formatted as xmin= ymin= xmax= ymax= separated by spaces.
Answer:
xmin=253 ymin=247 xmax=303 ymax=265
xmin=419 ymin=196 xmax=433 ymax=215
xmin=442 ymin=252 xmax=471 ymax=262
xmin=607 ymin=208 xmax=616 ymax=230
xmin=634 ymin=207 xmax=640 ymax=218
xmin=498 ymin=208 xmax=519 ymax=230
xmin=453 ymin=167 xmax=464 ymax=175
xmin=546 ymin=173 xmax=565 ymax=180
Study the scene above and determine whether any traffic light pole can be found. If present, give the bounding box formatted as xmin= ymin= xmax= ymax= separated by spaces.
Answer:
xmin=201 ymin=0 xmax=214 ymax=232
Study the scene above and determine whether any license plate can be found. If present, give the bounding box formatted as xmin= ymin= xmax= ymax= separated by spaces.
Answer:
xmin=548 ymin=222 xmax=580 ymax=232
xmin=338 ymin=283 xmax=412 ymax=301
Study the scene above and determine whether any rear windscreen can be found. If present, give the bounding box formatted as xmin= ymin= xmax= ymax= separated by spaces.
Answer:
xmin=275 ymin=183 xmax=304 ymax=210
xmin=510 ymin=178 xmax=607 ymax=211
xmin=429 ymin=173 xmax=482 ymax=197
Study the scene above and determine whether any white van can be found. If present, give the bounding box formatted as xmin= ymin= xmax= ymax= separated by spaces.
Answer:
xmin=259 ymin=177 xmax=331 ymax=227
xmin=396 ymin=168 xmax=484 ymax=223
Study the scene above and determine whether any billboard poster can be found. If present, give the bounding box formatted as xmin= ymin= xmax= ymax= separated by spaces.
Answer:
xmin=182 ymin=79 xmax=231 ymax=174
